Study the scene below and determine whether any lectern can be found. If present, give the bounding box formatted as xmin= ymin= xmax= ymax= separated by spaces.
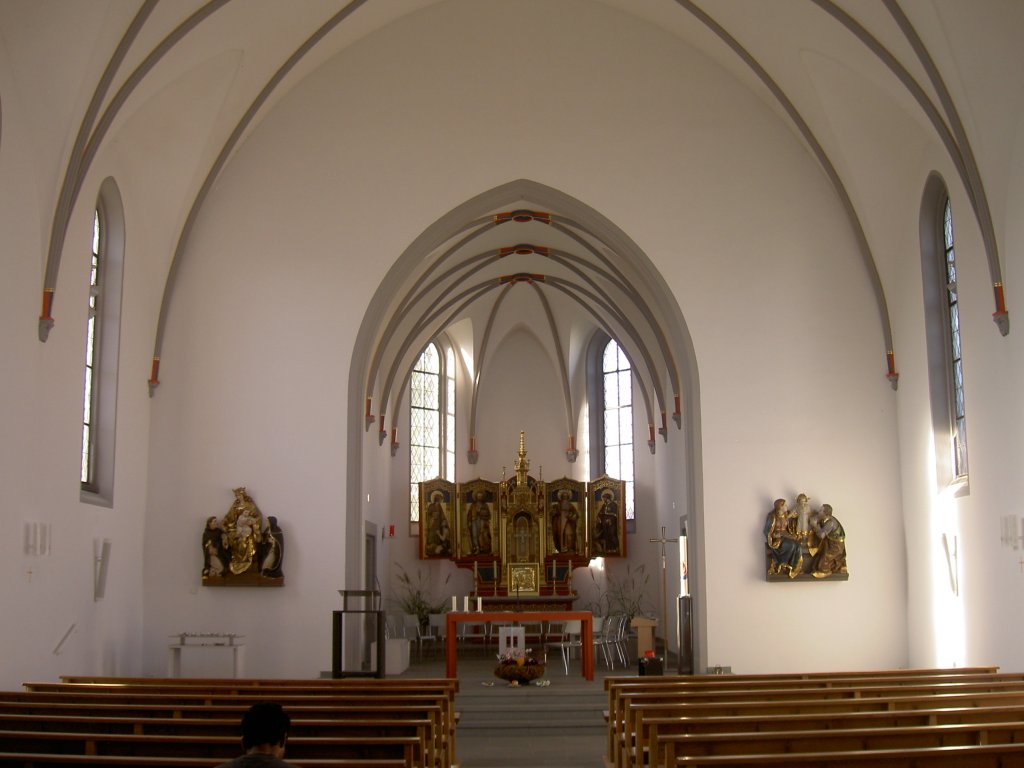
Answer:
xmin=631 ymin=616 xmax=657 ymax=656
xmin=332 ymin=590 xmax=384 ymax=678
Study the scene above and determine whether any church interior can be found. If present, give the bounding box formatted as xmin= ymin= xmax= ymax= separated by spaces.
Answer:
xmin=4 ymin=0 xmax=1024 ymax=699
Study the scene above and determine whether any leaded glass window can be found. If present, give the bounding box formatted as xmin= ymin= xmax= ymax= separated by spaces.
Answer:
xmin=445 ymin=346 xmax=456 ymax=480
xmin=602 ymin=339 xmax=635 ymax=520
xmin=81 ymin=209 xmax=102 ymax=489
xmin=943 ymin=198 xmax=968 ymax=477
xmin=410 ymin=343 xmax=442 ymax=522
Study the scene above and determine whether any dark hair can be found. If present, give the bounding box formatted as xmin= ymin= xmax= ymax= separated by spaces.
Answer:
xmin=241 ymin=702 xmax=290 ymax=750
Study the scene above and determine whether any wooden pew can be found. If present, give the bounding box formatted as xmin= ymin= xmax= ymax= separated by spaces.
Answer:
xmin=3 ymin=692 xmax=452 ymax=767
xmin=26 ymin=678 xmax=459 ymax=767
xmin=604 ymin=669 xmax=1012 ymax=765
xmin=0 ymin=754 xmax=407 ymax=768
xmin=0 ymin=714 xmax=433 ymax=766
xmin=602 ymin=675 xmax=1024 ymax=765
xmin=613 ymin=684 xmax=1024 ymax=767
xmin=0 ymin=730 xmax=420 ymax=767
xmin=641 ymin=702 xmax=1024 ymax=753
xmin=655 ymin=720 xmax=1024 ymax=765
xmin=666 ymin=742 xmax=1024 ymax=767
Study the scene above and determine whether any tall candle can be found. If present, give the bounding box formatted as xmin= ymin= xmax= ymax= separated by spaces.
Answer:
xmin=452 ymin=595 xmax=457 ymax=611
xmin=476 ymin=596 xmax=482 ymax=612
xmin=463 ymin=595 xmax=469 ymax=612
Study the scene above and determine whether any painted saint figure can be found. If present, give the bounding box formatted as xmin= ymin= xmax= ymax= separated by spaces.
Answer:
xmin=551 ymin=489 xmax=580 ymax=553
xmin=764 ymin=498 xmax=803 ymax=578
xmin=809 ymin=504 xmax=847 ymax=577
xmin=425 ymin=491 xmax=452 ymax=557
xmin=467 ymin=491 xmax=491 ymax=555
xmin=592 ymin=490 xmax=620 ymax=556
xmin=260 ymin=516 xmax=284 ymax=578
xmin=203 ymin=516 xmax=228 ymax=578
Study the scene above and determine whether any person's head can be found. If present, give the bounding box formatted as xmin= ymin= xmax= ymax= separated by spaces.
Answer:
xmin=241 ymin=702 xmax=290 ymax=754
xmin=820 ymin=504 xmax=833 ymax=517
xmin=773 ymin=499 xmax=787 ymax=513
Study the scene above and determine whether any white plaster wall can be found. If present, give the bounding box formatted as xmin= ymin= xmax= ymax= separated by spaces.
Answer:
xmin=0 ymin=67 xmax=151 ymax=690
xmin=136 ymin=0 xmax=907 ymax=676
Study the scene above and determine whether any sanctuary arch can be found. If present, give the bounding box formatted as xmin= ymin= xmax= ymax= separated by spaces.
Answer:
xmin=345 ymin=179 xmax=704 ymax=667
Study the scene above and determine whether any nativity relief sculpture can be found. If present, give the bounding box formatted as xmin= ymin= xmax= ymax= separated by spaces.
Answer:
xmin=202 ymin=487 xmax=285 ymax=587
xmin=763 ymin=493 xmax=847 ymax=581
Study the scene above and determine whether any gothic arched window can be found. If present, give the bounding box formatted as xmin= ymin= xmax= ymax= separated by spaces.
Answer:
xmin=81 ymin=179 xmax=125 ymax=505
xmin=409 ymin=341 xmax=455 ymax=522
xmin=600 ymin=337 xmax=635 ymax=521
xmin=921 ymin=175 xmax=968 ymax=488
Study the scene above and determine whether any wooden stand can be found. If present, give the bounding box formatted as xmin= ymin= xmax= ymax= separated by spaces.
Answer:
xmin=631 ymin=616 xmax=657 ymax=657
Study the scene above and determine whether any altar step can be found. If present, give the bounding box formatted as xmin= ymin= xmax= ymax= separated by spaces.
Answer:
xmin=454 ymin=679 xmax=607 ymax=766
xmin=457 ymin=693 xmax=605 ymax=732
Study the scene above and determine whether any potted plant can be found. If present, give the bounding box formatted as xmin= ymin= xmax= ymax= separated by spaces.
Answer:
xmin=393 ymin=564 xmax=450 ymax=631
xmin=585 ymin=563 xmax=654 ymax=623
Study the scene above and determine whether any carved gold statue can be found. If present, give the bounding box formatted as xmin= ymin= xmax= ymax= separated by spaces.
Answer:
xmin=763 ymin=494 xmax=848 ymax=581
xmin=223 ymin=487 xmax=263 ymax=574
xmin=202 ymin=487 xmax=285 ymax=586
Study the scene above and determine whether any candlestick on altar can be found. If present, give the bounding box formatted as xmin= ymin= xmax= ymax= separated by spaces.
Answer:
xmin=451 ymin=595 xmax=457 ymax=612
xmin=476 ymin=596 xmax=482 ymax=612
xmin=463 ymin=595 xmax=469 ymax=612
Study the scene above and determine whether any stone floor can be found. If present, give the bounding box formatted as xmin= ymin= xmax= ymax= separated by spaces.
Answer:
xmin=397 ymin=643 xmax=626 ymax=768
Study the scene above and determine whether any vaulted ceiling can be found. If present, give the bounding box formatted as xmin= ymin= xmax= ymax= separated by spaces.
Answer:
xmin=9 ymin=0 xmax=1015 ymax=410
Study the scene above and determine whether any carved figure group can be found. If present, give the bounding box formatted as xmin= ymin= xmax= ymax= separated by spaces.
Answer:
xmin=202 ymin=488 xmax=285 ymax=583
xmin=763 ymin=494 xmax=847 ymax=579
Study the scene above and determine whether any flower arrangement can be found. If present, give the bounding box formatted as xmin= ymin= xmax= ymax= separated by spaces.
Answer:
xmin=494 ymin=648 xmax=545 ymax=685
xmin=393 ymin=564 xmax=450 ymax=631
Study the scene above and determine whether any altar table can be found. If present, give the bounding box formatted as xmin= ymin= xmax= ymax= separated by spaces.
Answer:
xmin=445 ymin=610 xmax=594 ymax=681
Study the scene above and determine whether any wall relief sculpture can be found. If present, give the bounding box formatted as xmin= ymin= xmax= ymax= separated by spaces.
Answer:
xmin=763 ymin=493 xmax=847 ymax=581
xmin=202 ymin=487 xmax=284 ymax=587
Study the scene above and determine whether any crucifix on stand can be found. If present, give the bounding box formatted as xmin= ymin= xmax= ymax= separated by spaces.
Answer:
xmin=649 ymin=525 xmax=679 ymax=656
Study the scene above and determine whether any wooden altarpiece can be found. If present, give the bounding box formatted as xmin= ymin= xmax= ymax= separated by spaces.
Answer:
xmin=418 ymin=433 xmax=625 ymax=607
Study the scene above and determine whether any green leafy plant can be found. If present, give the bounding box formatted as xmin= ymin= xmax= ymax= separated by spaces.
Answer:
xmin=585 ymin=563 xmax=653 ymax=621
xmin=393 ymin=564 xmax=450 ymax=629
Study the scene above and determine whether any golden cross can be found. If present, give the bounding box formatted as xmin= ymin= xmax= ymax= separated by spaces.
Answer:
xmin=650 ymin=526 xmax=679 ymax=563
xmin=649 ymin=526 xmax=679 ymax=654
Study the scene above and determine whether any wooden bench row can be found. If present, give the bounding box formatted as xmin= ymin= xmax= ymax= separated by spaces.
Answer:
xmin=605 ymin=668 xmax=1024 ymax=768
xmin=4 ymin=677 xmax=459 ymax=768
xmin=0 ymin=755 xmax=408 ymax=768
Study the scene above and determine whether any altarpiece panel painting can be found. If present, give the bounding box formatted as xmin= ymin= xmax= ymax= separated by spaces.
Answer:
xmin=420 ymin=478 xmax=455 ymax=559
xmin=546 ymin=477 xmax=586 ymax=556
xmin=457 ymin=479 xmax=499 ymax=557
xmin=589 ymin=475 xmax=626 ymax=558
